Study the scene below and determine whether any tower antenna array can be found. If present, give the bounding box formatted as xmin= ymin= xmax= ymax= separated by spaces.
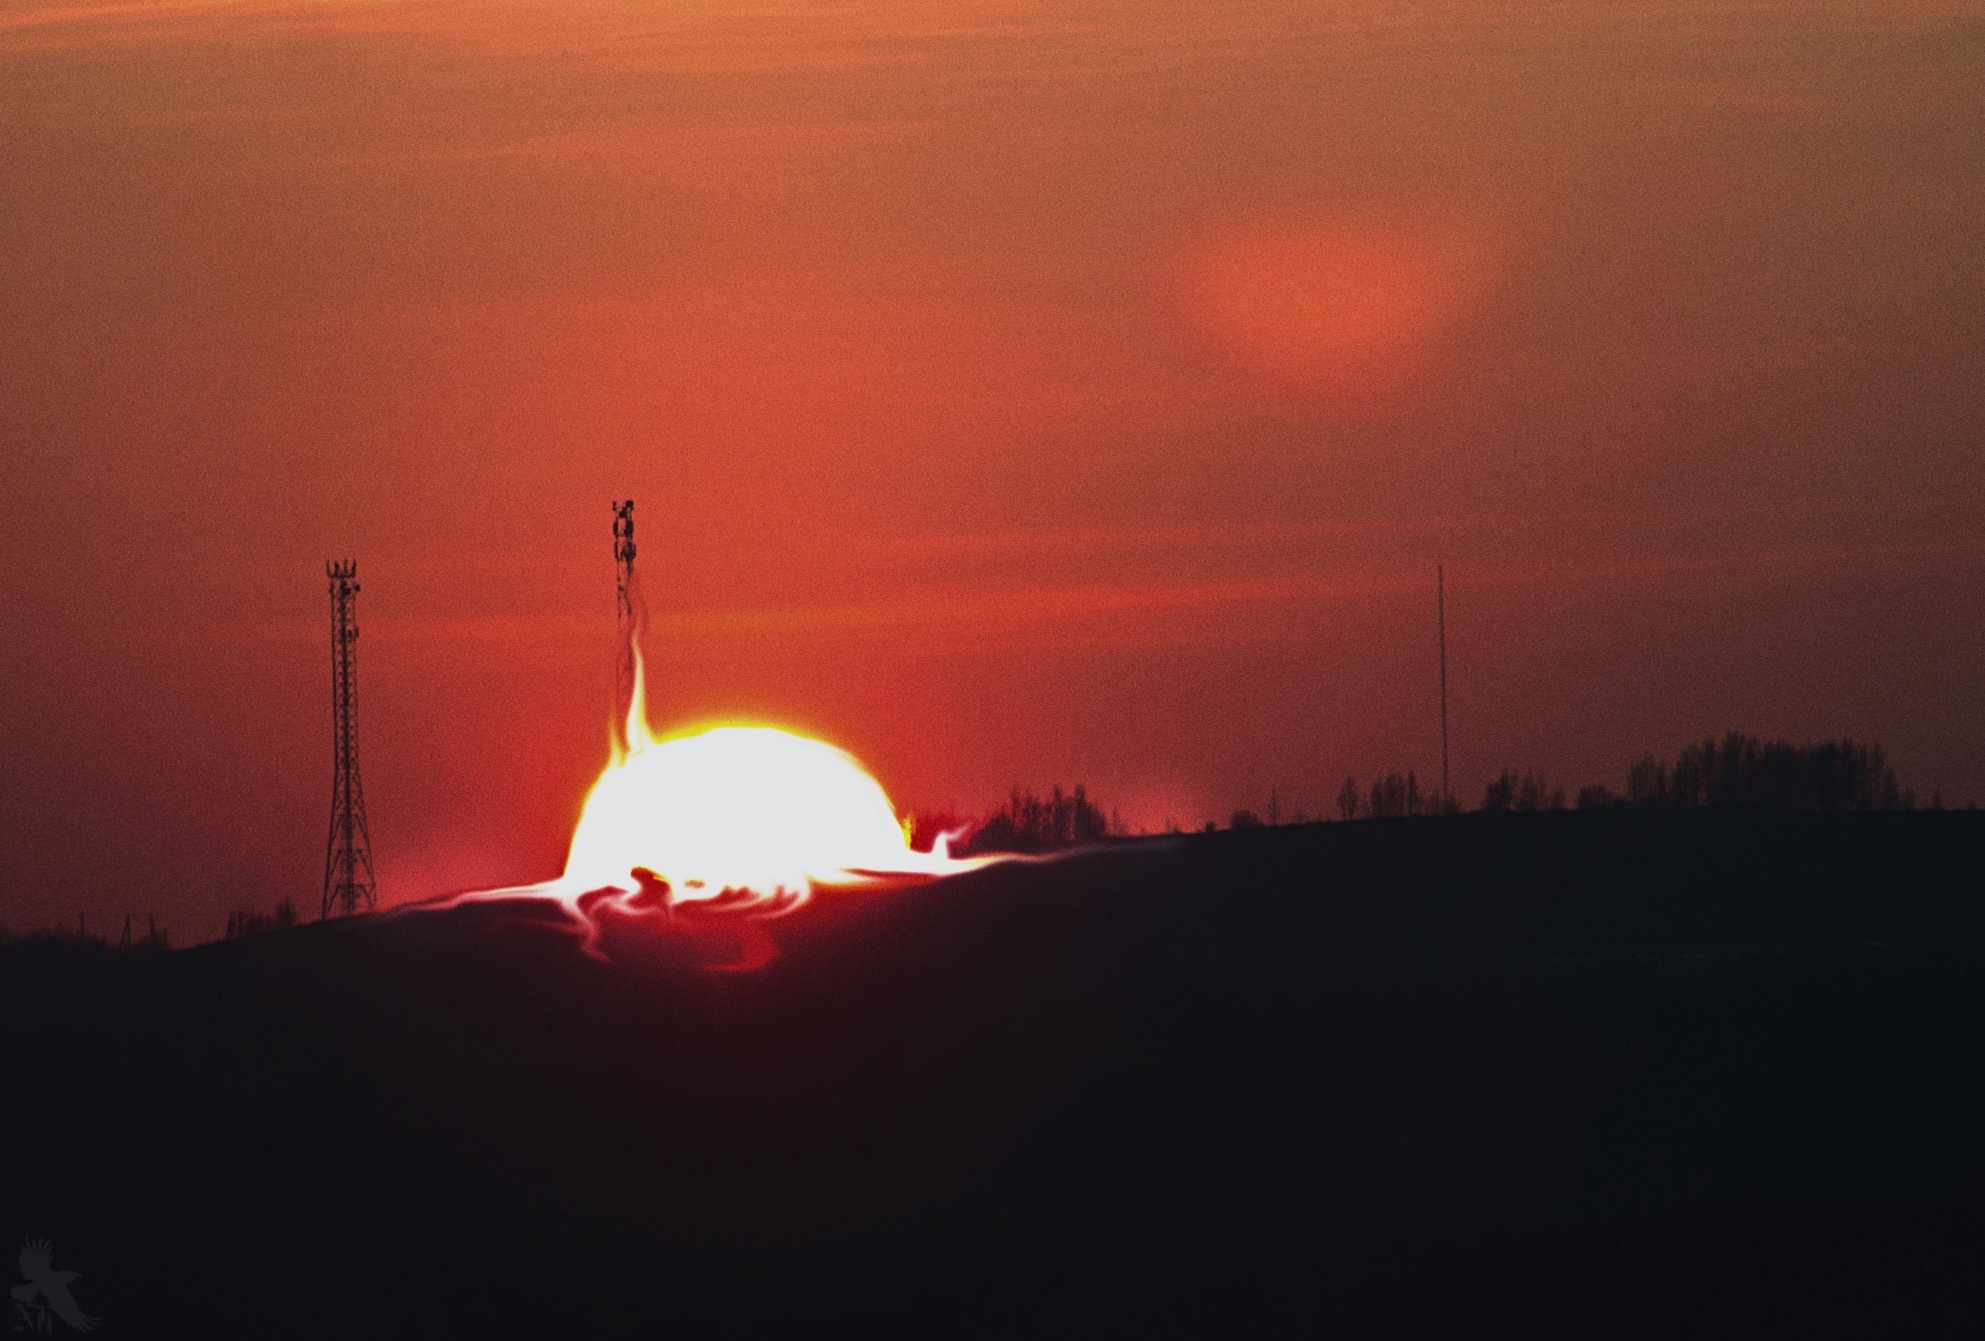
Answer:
xmin=323 ymin=560 xmax=376 ymax=918
xmin=612 ymin=500 xmax=637 ymax=736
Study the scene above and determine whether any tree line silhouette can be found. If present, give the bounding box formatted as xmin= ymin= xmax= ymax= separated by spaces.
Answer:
xmin=1596 ymin=733 xmax=1915 ymax=812
xmin=939 ymin=734 xmax=1926 ymax=853
xmin=1334 ymin=770 xmax=1458 ymax=819
xmin=226 ymin=898 xmax=298 ymax=940
xmin=935 ymin=785 xmax=1118 ymax=855
xmin=1339 ymin=734 xmax=1919 ymax=820
xmin=0 ymin=912 xmax=173 ymax=954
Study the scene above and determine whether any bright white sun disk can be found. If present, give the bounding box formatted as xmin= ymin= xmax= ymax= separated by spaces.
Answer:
xmin=562 ymin=725 xmax=962 ymax=902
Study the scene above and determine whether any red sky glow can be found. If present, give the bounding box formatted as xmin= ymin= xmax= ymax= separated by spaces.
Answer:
xmin=3 ymin=0 xmax=1981 ymax=936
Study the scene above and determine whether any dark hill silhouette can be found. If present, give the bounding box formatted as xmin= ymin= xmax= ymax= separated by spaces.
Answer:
xmin=5 ymin=810 xmax=1983 ymax=1336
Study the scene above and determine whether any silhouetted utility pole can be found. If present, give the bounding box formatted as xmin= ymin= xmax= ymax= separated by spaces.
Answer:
xmin=323 ymin=560 xmax=376 ymax=918
xmin=1437 ymin=564 xmax=1450 ymax=810
xmin=613 ymin=500 xmax=637 ymax=739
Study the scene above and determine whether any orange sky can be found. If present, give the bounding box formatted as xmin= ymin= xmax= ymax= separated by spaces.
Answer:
xmin=3 ymin=0 xmax=1982 ymax=936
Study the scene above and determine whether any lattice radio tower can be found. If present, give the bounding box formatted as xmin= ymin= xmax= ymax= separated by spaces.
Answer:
xmin=612 ymin=500 xmax=637 ymax=739
xmin=323 ymin=560 xmax=377 ymax=918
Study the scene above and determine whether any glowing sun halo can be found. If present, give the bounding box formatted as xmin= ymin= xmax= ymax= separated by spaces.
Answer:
xmin=412 ymin=641 xmax=993 ymax=963
xmin=563 ymin=724 xmax=965 ymax=902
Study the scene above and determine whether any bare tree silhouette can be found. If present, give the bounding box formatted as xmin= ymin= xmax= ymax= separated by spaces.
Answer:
xmin=225 ymin=899 xmax=298 ymax=941
xmin=964 ymin=785 xmax=1115 ymax=854
xmin=1623 ymin=735 xmax=1912 ymax=811
xmin=1365 ymin=771 xmax=1426 ymax=819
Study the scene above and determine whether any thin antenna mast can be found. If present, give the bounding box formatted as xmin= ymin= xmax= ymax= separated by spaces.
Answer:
xmin=612 ymin=500 xmax=637 ymax=744
xmin=323 ymin=560 xmax=376 ymax=917
xmin=1437 ymin=564 xmax=1450 ymax=811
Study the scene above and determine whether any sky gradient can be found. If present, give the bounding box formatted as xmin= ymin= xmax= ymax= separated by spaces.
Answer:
xmin=4 ymin=0 xmax=1982 ymax=937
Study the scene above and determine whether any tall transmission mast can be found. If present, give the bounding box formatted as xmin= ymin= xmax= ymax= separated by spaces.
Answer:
xmin=1437 ymin=564 xmax=1450 ymax=811
xmin=612 ymin=500 xmax=637 ymax=738
xmin=323 ymin=560 xmax=376 ymax=918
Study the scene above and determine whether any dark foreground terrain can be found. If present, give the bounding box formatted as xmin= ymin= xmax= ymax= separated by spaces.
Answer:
xmin=6 ymin=811 xmax=1984 ymax=1336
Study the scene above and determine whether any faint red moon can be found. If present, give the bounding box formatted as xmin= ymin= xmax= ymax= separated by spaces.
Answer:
xmin=1179 ymin=209 xmax=1499 ymax=407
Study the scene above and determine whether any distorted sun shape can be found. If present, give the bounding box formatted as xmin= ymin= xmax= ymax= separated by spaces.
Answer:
xmin=562 ymin=724 xmax=972 ymax=904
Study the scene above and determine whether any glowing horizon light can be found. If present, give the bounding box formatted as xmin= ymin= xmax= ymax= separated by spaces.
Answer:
xmin=411 ymin=639 xmax=998 ymax=965
xmin=563 ymin=723 xmax=971 ymax=904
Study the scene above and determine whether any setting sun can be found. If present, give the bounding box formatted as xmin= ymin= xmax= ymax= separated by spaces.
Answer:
xmin=563 ymin=723 xmax=967 ymax=905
